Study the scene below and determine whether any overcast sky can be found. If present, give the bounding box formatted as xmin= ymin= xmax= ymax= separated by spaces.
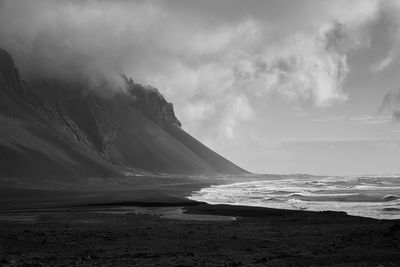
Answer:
xmin=1 ymin=0 xmax=400 ymax=175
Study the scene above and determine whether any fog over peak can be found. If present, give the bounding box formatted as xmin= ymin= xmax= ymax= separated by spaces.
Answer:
xmin=2 ymin=0 xmax=400 ymax=174
xmin=0 ymin=0 xmax=156 ymax=87
xmin=0 ymin=1 xmax=376 ymax=114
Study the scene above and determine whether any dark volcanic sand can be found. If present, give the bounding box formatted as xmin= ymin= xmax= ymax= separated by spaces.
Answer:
xmin=1 ymin=175 xmax=400 ymax=266
xmin=0 ymin=203 xmax=399 ymax=267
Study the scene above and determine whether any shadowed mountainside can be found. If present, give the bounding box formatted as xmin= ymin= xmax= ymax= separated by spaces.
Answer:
xmin=0 ymin=48 xmax=247 ymax=182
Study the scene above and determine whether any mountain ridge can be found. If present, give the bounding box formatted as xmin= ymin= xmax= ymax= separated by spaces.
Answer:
xmin=0 ymin=48 xmax=247 ymax=182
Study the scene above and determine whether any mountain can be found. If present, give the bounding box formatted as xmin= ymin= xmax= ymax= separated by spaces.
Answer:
xmin=0 ymin=48 xmax=247 ymax=182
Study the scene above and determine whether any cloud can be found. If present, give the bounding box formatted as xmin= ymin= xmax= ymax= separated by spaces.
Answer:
xmin=311 ymin=115 xmax=392 ymax=125
xmin=311 ymin=116 xmax=347 ymax=123
xmin=217 ymin=94 xmax=255 ymax=142
xmin=349 ymin=115 xmax=392 ymax=125
xmin=278 ymin=137 xmax=400 ymax=145
xmin=371 ymin=56 xmax=394 ymax=72
xmin=380 ymin=90 xmax=400 ymax=122
xmin=0 ymin=0 xmax=166 ymax=85
xmin=0 ymin=0 xmax=383 ymax=144
xmin=230 ymin=22 xmax=351 ymax=107
xmin=370 ymin=0 xmax=400 ymax=72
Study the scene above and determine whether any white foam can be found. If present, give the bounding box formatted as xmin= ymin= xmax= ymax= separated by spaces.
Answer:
xmin=188 ymin=175 xmax=400 ymax=220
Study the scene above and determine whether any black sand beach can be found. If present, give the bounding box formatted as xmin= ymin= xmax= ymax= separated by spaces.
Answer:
xmin=1 ymin=176 xmax=400 ymax=266
xmin=2 ymin=1 xmax=400 ymax=266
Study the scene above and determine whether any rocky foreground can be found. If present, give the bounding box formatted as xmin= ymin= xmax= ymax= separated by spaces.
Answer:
xmin=0 ymin=203 xmax=399 ymax=267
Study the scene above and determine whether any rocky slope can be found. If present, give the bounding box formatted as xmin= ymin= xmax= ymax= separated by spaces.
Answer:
xmin=0 ymin=48 xmax=247 ymax=182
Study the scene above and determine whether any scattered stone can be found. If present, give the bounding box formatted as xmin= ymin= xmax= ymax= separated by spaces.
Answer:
xmin=254 ymin=256 xmax=270 ymax=263
xmin=134 ymin=252 xmax=148 ymax=258
xmin=224 ymin=260 xmax=243 ymax=267
xmin=185 ymin=252 xmax=196 ymax=257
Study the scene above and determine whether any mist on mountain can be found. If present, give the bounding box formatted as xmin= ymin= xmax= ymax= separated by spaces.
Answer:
xmin=0 ymin=48 xmax=246 ymax=182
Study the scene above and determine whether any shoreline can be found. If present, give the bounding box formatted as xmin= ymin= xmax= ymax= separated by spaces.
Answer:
xmin=1 ymin=177 xmax=400 ymax=266
xmin=1 ymin=174 xmax=400 ymax=222
xmin=1 ymin=199 xmax=399 ymax=223
xmin=1 ymin=200 xmax=400 ymax=266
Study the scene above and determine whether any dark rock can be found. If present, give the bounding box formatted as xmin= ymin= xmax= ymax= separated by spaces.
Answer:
xmin=185 ymin=252 xmax=196 ymax=257
xmin=0 ymin=48 xmax=25 ymax=95
xmin=224 ymin=260 xmax=243 ymax=267
xmin=134 ymin=252 xmax=148 ymax=258
xmin=254 ymin=256 xmax=270 ymax=263
xmin=0 ymin=258 xmax=10 ymax=264
xmin=80 ymin=249 xmax=99 ymax=261
xmin=0 ymin=48 xmax=247 ymax=179
xmin=389 ymin=223 xmax=400 ymax=232
xmin=123 ymin=75 xmax=181 ymax=128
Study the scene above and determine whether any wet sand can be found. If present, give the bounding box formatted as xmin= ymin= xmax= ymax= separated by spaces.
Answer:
xmin=0 ymin=176 xmax=400 ymax=266
xmin=0 ymin=202 xmax=399 ymax=266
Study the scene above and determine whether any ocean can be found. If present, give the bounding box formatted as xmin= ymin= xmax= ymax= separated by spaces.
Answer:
xmin=188 ymin=174 xmax=400 ymax=220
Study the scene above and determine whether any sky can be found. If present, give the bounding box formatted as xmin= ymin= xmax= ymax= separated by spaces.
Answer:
xmin=1 ymin=0 xmax=400 ymax=175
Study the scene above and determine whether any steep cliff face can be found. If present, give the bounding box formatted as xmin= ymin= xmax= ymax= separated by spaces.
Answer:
xmin=124 ymin=76 xmax=181 ymax=128
xmin=0 ymin=49 xmax=247 ymax=181
xmin=0 ymin=48 xmax=20 ymax=88
xmin=0 ymin=50 xmax=119 ymax=181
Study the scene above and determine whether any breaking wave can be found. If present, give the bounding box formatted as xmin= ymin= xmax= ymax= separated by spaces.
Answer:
xmin=188 ymin=174 xmax=400 ymax=220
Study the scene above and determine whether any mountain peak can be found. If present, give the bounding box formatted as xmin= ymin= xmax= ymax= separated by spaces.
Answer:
xmin=0 ymin=48 xmax=15 ymax=81
xmin=0 ymin=48 xmax=246 ymax=180
xmin=123 ymin=75 xmax=182 ymax=128
xmin=0 ymin=48 xmax=23 ymax=91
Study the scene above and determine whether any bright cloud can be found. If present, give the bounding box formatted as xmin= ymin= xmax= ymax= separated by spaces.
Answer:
xmin=0 ymin=0 xmax=388 ymax=145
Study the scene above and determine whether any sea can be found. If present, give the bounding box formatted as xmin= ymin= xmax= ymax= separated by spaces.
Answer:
xmin=188 ymin=174 xmax=400 ymax=220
